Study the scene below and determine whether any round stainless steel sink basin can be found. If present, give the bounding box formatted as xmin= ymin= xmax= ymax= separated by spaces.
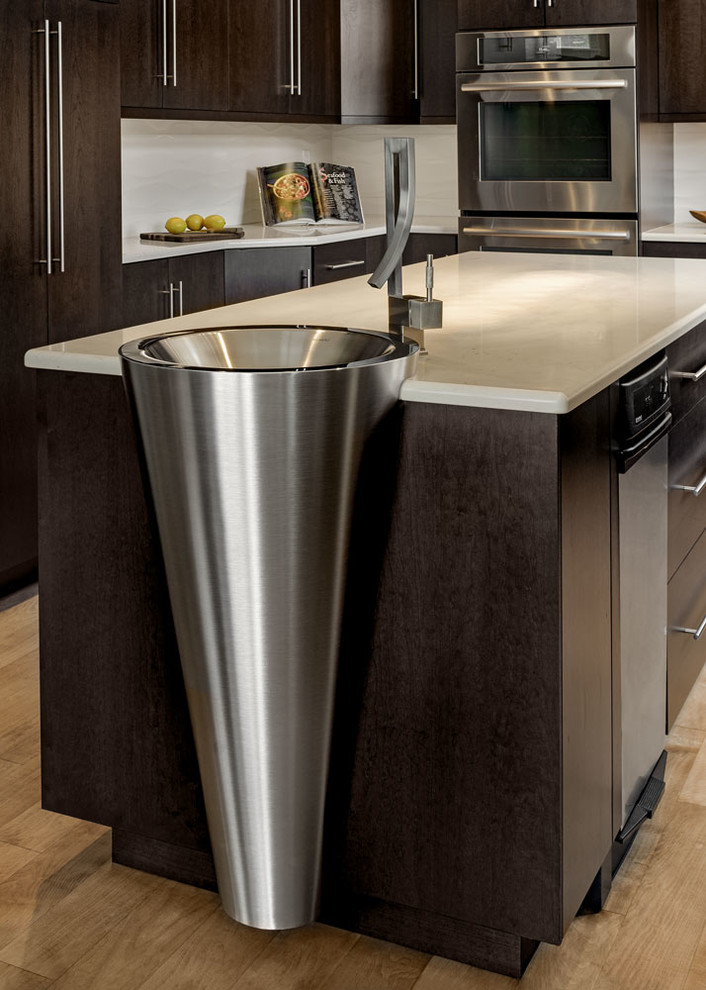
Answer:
xmin=119 ymin=324 xmax=417 ymax=932
xmin=124 ymin=323 xmax=412 ymax=372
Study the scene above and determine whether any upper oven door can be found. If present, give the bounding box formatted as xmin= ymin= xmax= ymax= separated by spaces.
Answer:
xmin=456 ymin=26 xmax=637 ymax=73
xmin=457 ymin=66 xmax=638 ymax=215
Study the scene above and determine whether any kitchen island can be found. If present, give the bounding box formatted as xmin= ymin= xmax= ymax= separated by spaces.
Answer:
xmin=26 ymin=252 xmax=706 ymax=977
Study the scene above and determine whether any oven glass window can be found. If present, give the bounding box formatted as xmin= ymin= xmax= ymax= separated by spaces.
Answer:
xmin=480 ymin=33 xmax=611 ymax=65
xmin=480 ymin=101 xmax=612 ymax=181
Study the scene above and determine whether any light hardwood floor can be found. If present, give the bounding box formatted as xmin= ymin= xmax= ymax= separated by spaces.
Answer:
xmin=1 ymin=595 xmax=705 ymax=989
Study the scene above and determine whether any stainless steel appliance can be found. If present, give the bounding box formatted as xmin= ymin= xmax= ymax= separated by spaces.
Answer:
xmin=121 ymin=326 xmax=418 ymax=931
xmin=456 ymin=26 xmax=639 ymax=255
xmin=613 ymin=352 xmax=670 ymax=861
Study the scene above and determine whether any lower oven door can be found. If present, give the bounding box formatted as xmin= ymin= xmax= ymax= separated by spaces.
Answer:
xmin=459 ymin=216 xmax=639 ymax=257
xmin=457 ymin=67 xmax=638 ymax=215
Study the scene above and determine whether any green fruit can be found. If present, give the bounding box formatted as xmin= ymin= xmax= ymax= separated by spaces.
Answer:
xmin=203 ymin=214 xmax=226 ymax=231
xmin=186 ymin=213 xmax=204 ymax=231
xmin=165 ymin=216 xmax=187 ymax=234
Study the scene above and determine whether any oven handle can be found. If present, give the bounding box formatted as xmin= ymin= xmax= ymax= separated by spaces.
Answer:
xmin=461 ymin=79 xmax=628 ymax=92
xmin=461 ymin=226 xmax=632 ymax=242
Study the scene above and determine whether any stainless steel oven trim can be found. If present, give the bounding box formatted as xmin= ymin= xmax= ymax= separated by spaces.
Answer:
xmin=456 ymin=25 xmax=636 ymax=73
xmin=457 ymin=67 xmax=638 ymax=216
xmin=458 ymin=217 xmax=639 ymax=257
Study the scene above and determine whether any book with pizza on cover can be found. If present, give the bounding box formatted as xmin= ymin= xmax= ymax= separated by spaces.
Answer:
xmin=257 ymin=161 xmax=364 ymax=227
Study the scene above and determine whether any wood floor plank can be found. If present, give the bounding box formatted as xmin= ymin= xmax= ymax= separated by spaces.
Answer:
xmin=603 ymin=854 xmax=647 ymax=917
xmin=594 ymin=802 xmax=706 ymax=990
xmin=312 ymin=934 xmax=429 ymax=990
xmin=0 ymin=843 xmax=38 ymax=885
xmin=520 ymin=910 xmax=623 ymax=990
xmin=674 ymin=675 xmax=706 ymax=733
xmin=0 ymin=825 xmax=111 ymax=951
xmin=137 ymin=906 xmax=275 ymax=990
xmin=230 ymin=924 xmax=360 ymax=990
xmin=682 ymin=919 xmax=706 ymax=990
xmin=47 ymin=875 xmax=219 ymax=989
xmin=0 ymin=760 xmax=40 ymax=830
xmin=680 ymin=735 xmax=706 ymax=807
xmin=0 ymin=862 xmax=158 ymax=979
xmin=0 ymin=960 xmax=50 ymax=989
xmin=667 ymin=724 xmax=706 ymax=751
xmin=411 ymin=955 xmax=518 ymax=989
xmin=0 ymin=804 xmax=99 ymax=854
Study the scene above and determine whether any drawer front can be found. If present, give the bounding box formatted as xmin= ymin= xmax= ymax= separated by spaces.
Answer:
xmin=668 ymin=395 xmax=706 ymax=579
xmin=667 ymin=318 xmax=706 ymax=426
xmin=313 ymin=240 xmax=369 ymax=286
xmin=668 ymin=526 xmax=706 ymax=727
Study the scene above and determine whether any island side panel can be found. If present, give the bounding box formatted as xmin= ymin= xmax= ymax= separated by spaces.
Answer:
xmin=322 ymin=401 xmax=565 ymax=953
xmin=36 ymin=370 xmax=216 ymax=888
xmin=560 ymin=391 xmax=614 ymax=926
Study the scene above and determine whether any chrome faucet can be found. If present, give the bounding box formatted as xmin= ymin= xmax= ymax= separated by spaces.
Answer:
xmin=368 ymin=137 xmax=443 ymax=352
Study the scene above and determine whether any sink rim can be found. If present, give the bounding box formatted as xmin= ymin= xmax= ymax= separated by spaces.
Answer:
xmin=119 ymin=324 xmax=418 ymax=374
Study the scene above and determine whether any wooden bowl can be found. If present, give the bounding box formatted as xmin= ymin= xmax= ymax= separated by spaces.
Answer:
xmin=690 ymin=210 xmax=706 ymax=224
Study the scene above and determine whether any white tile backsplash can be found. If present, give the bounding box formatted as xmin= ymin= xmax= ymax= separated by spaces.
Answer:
xmin=673 ymin=124 xmax=706 ymax=223
xmin=121 ymin=120 xmax=458 ymax=238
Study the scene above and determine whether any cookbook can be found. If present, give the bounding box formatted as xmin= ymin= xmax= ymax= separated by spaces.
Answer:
xmin=257 ymin=161 xmax=364 ymax=227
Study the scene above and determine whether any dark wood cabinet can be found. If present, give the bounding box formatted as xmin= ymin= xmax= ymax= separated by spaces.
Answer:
xmin=121 ymin=0 xmax=229 ymax=111
xmin=341 ymin=0 xmax=456 ymax=123
xmin=458 ymin=0 xmax=635 ymax=30
xmin=419 ymin=0 xmax=457 ymax=121
xmin=458 ymin=0 xmax=542 ymax=31
xmin=123 ymin=253 xmax=225 ymax=328
xmin=0 ymin=0 xmax=121 ymax=594
xmin=402 ymin=233 xmax=457 ymax=266
xmin=340 ymin=0 xmax=416 ymax=122
xmin=658 ymin=0 xmax=706 ymax=118
xmin=229 ymin=0 xmax=339 ymax=120
xmin=224 ymin=247 xmax=312 ymax=303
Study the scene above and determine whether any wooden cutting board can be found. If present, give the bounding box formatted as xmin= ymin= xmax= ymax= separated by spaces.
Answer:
xmin=140 ymin=227 xmax=245 ymax=242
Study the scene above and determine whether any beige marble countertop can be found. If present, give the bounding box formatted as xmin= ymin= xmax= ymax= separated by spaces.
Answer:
xmin=26 ymin=251 xmax=706 ymax=413
xmin=123 ymin=216 xmax=458 ymax=263
xmin=642 ymin=221 xmax=706 ymax=243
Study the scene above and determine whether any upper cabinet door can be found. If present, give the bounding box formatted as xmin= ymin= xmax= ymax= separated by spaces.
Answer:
xmin=458 ymin=0 xmax=636 ymax=30
xmin=419 ymin=0 xmax=456 ymax=120
xmin=457 ymin=0 xmax=543 ymax=32
xmin=229 ymin=0 xmax=292 ymax=115
xmin=659 ymin=0 xmax=706 ymax=116
xmin=121 ymin=0 xmax=229 ymax=111
xmin=295 ymin=0 xmax=340 ymax=118
xmin=545 ymin=0 xmax=637 ymax=26
xmin=340 ymin=0 xmax=417 ymax=122
xmin=229 ymin=0 xmax=339 ymax=119
xmin=120 ymin=0 xmax=163 ymax=108
xmin=162 ymin=0 xmax=229 ymax=111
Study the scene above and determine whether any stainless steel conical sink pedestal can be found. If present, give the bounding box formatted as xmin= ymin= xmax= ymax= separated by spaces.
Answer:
xmin=120 ymin=325 xmax=417 ymax=930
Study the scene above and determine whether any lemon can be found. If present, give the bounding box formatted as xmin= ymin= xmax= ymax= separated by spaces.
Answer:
xmin=203 ymin=214 xmax=226 ymax=231
xmin=186 ymin=213 xmax=204 ymax=231
xmin=165 ymin=216 xmax=187 ymax=234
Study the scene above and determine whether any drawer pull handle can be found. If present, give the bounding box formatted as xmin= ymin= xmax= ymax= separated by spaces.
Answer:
xmin=324 ymin=260 xmax=366 ymax=270
xmin=672 ymin=362 xmax=706 ymax=382
xmin=672 ymin=614 xmax=706 ymax=641
xmin=671 ymin=470 xmax=706 ymax=497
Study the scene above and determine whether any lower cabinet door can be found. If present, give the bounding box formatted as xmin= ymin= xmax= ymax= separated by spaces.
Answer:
xmin=668 ymin=395 xmax=706 ymax=580
xmin=313 ymin=240 xmax=368 ymax=285
xmin=668 ymin=528 xmax=706 ymax=728
xmin=224 ymin=247 xmax=312 ymax=303
xmin=169 ymin=252 xmax=225 ymax=316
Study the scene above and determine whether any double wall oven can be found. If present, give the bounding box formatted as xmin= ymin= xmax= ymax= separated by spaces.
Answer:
xmin=456 ymin=26 xmax=639 ymax=256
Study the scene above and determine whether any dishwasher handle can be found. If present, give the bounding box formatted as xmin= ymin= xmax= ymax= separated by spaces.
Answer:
xmin=616 ymin=410 xmax=672 ymax=474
